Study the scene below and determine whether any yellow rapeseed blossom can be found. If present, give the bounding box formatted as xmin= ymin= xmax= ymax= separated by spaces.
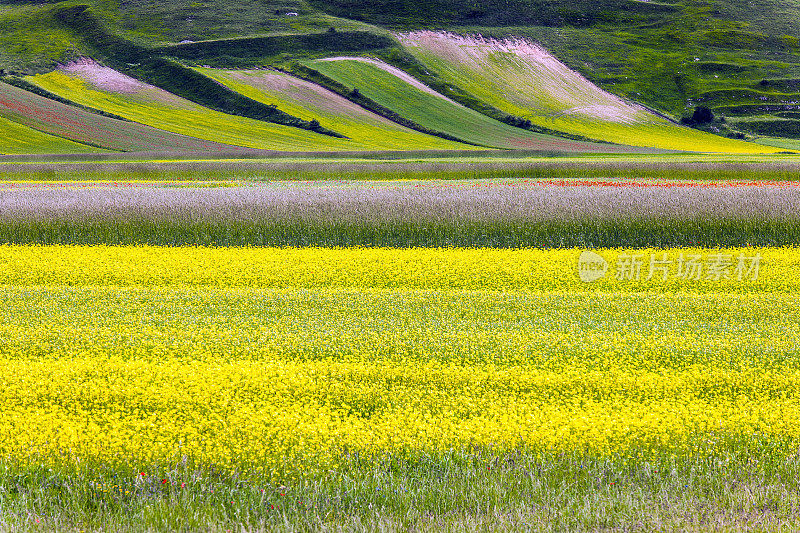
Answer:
xmin=0 ymin=245 xmax=798 ymax=477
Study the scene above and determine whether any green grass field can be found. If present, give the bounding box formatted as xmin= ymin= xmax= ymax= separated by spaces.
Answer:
xmin=755 ymin=137 xmax=800 ymax=151
xmin=4 ymin=153 xmax=800 ymax=180
xmin=0 ymin=4 xmax=79 ymax=73
xmin=107 ymin=0 xmax=386 ymax=44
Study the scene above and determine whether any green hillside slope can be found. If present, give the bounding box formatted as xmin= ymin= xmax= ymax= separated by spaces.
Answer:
xmin=712 ymin=0 xmax=800 ymax=37
xmin=395 ymin=32 xmax=781 ymax=154
xmin=0 ymin=4 xmax=79 ymax=73
xmin=304 ymin=0 xmax=800 ymax=141
xmin=307 ymin=57 xmax=647 ymax=152
xmin=196 ymin=68 xmax=464 ymax=150
xmin=27 ymin=62 xmax=467 ymax=152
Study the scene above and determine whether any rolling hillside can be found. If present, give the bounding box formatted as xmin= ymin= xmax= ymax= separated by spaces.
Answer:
xmin=307 ymin=1 xmax=800 ymax=119
xmin=395 ymin=32 xmax=781 ymax=154
xmin=306 ymin=0 xmax=676 ymax=28
xmin=1 ymin=0 xmax=800 ymax=153
xmin=0 ymin=114 xmax=101 ymax=154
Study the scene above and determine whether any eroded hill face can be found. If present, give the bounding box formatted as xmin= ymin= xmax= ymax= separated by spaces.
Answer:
xmin=396 ymin=31 xmax=777 ymax=153
xmin=397 ymin=32 xmax=651 ymax=125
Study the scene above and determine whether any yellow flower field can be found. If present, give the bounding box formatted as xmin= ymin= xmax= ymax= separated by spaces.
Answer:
xmin=1 ymin=245 xmax=799 ymax=479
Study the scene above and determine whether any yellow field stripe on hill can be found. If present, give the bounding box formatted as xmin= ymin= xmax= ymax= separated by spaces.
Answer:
xmin=0 ymin=115 xmax=102 ymax=155
xmin=26 ymin=69 xmax=463 ymax=152
xmin=197 ymin=68 xmax=462 ymax=151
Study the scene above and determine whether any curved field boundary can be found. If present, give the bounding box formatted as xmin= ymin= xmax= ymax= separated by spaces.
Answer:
xmin=196 ymin=68 xmax=465 ymax=151
xmin=0 ymin=79 xmax=251 ymax=153
xmin=26 ymin=66 xmax=431 ymax=153
xmin=0 ymin=115 xmax=102 ymax=155
xmin=308 ymin=57 xmax=654 ymax=153
xmin=396 ymin=31 xmax=783 ymax=154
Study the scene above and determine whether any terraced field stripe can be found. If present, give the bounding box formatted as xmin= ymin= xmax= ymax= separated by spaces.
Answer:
xmin=27 ymin=64 xmax=472 ymax=153
xmin=2 ymin=179 xmax=798 ymax=247
xmin=308 ymin=57 xmax=647 ymax=153
xmin=24 ymin=69 xmax=354 ymax=152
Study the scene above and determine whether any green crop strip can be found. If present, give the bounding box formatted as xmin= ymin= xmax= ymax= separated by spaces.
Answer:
xmin=307 ymin=58 xmax=634 ymax=152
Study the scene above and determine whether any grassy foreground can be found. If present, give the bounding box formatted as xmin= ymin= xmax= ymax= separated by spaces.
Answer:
xmin=1 ymin=245 xmax=800 ymax=530
xmin=3 ymin=451 xmax=800 ymax=531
